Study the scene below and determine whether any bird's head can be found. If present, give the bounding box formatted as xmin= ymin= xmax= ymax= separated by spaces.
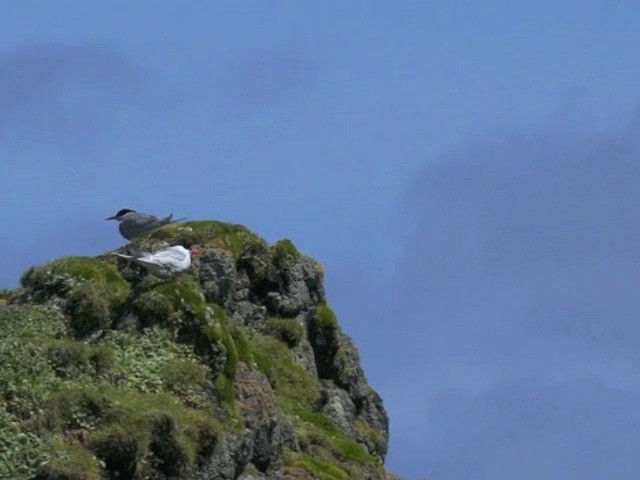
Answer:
xmin=180 ymin=242 xmax=202 ymax=257
xmin=106 ymin=208 xmax=137 ymax=221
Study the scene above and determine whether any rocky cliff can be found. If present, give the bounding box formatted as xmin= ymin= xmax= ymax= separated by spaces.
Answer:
xmin=0 ymin=221 xmax=396 ymax=480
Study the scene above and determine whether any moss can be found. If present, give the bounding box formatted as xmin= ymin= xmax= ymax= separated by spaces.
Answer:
xmin=132 ymin=289 xmax=179 ymax=330
xmin=36 ymin=437 xmax=102 ymax=480
xmin=203 ymin=305 xmax=240 ymax=404
xmin=284 ymin=450 xmax=350 ymax=480
xmin=272 ymin=238 xmax=301 ymax=268
xmin=261 ymin=317 xmax=305 ymax=347
xmin=65 ymin=283 xmax=112 ymax=338
xmin=162 ymin=359 xmax=208 ymax=390
xmin=46 ymin=340 xmax=115 ymax=378
xmin=354 ymin=420 xmax=386 ymax=457
xmin=229 ymin=324 xmax=252 ymax=365
xmin=154 ymin=281 xmax=208 ymax=323
xmin=316 ymin=303 xmax=339 ymax=331
xmin=151 ymin=221 xmax=268 ymax=259
xmin=22 ymin=256 xmax=130 ymax=307
xmin=48 ymin=387 xmax=219 ymax=478
xmin=295 ymin=412 xmax=376 ymax=467
xmin=248 ymin=334 xmax=320 ymax=414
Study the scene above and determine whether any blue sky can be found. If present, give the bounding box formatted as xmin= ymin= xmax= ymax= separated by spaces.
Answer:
xmin=2 ymin=2 xmax=640 ymax=478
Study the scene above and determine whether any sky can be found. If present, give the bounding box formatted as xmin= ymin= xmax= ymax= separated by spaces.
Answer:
xmin=2 ymin=2 xmax=640 ymax=478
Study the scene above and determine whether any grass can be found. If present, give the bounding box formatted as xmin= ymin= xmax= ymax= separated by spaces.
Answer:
xmin=47 ymin=386 xmax=220 ymax=478
xmin=21 ymin=256 xmax=130 ymax=307
xmin=38 ymin=436 xmax=103 ymax=480
xmin=150 ymin=220 xmax=269 ymax=259
xmin=248 ymin=333 xmax=320 ymax=414
xmin=0 ymin=219 xmax=387 ymax=479
xmin=260 ymin=317 xmax=305 ymax=347
xmin=283 ymin=450 xmax=350 ymax=480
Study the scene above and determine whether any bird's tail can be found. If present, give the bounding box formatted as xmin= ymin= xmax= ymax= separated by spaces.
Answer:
xmin=112 ymin=252 xmax=134 ymax=260
xmin=162 ymin=214 xmax=187 ymax=225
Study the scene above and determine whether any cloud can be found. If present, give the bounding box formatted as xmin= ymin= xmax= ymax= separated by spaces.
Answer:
xmin=378 ymin=117 xmax=640 ymax=478
xmin=398 ymin=125 xmax=640 ymax=369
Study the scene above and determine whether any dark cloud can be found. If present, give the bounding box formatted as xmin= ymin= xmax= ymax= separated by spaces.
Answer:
xmin=398 ymin=124 xmax=640 ymax=368
xmin=0 ymin=42 xmax=141 ymax=135
xmin=377 ymin=117 xmax=640 ymax=478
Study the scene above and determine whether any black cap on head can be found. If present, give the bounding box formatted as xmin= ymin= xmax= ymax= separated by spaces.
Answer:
xmin=115 ymin=208 xmax=136 ymax=217
xmin=106 ymin=208 xmax=137 ymax=220
xmin=179 ymin=241 xmax=192 ymax=250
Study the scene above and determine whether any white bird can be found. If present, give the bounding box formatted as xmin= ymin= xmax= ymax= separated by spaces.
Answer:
xmin=112 ymin=245 xmax=198 ymax=278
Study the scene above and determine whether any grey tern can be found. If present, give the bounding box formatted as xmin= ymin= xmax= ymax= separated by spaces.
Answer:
xmin=106 ymin=209 xmax=187 ymax=240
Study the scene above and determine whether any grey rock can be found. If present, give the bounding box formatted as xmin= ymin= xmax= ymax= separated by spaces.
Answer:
xmin=231 ymin=301 xmax=268 ymax=325
xmin=235 ymin=364 xmax=298 ymax=471
xmin=197 ymin=248 xmax=237 ymax=306
xmin=320 ymin=382 xmax=357 ymax=435
xmin=191 ymin=432 xmax=253 ymax=480
xmin=300 ymin=256 xmax=325 ymax=304
xmin=291 ymin=337 xmax=318 ymax=378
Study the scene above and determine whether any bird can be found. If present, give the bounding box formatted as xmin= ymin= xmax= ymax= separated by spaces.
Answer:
xmin=112 ymin=244 xmax=199 ymax=279
xmin=106 ymin=209 xmax=187 ymax=240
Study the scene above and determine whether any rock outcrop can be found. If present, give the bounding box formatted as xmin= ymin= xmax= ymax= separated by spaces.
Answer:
xmin=0 ymin=220 xmax=394 ymax=479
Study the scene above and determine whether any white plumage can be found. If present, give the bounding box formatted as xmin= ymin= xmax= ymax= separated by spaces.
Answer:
xmin=113 ymin=245 xmax=192 ymax=278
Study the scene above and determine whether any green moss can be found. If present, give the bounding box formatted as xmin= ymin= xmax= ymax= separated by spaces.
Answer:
xmin=37 ymin=437 xmax=102 ymax=480
xmin=132 ymin=289 xmax=178 ymax=329
xmin=45 ymin=340 xmax=115 ymax=379
xmin=229 ymin=324 xmax=252 ymax=365
xmin=249 ymin=334 xmax=320 ymax=414
xmin=284 ymin=450 xmax=350 ymax=480
xmin=153 ymin=281 xmax=208 ymax=324
xmin=22 ymin=256 xmax=130 ymax=307
xmin=151 ymin=221 xmax=268 ymax=259
xmin=295 ymin=412 xmax=376 ymax=467
xmin=48 ymin=387 xmax=219 ymax=478
xmin=316 ymin=303 xmax=339 ymax=331
xmin=203 ymin=305 xmax=240 ymax=404
xmin=354 ymin=420 xmax=386 ymax=457
xmin=272 ymin=239 xmax=301 ymax=268
xmin=66 ymin=283 xmax=112 ymax=338
xmin=261 ymin=317 xmax=305 ymax=347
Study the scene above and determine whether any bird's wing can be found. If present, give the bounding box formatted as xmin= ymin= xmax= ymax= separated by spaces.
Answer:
xmin=131 ymin=213 xmax=164 ymax=228
xmin=138 ymin=247 xmax=188 ymax=266
xmin=112 ymin=253 xmax=133 ymax=260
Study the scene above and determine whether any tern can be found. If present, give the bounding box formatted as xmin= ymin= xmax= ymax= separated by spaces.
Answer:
xmin=112 ymin=244 xmax=199 ymax=279
xmin=106 ymin=209 xmax=187 ymax=240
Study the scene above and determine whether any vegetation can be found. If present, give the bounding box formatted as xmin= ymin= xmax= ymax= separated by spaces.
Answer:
xmin=0 ymin=221 xmax=387 ymax=479
xmin=248 ymin=333 xmax=320 ymax=414
xmin=260 ymin=317 xmax=305 ymax=347
xmin=150 ymin=220 xmax=268 ymax=259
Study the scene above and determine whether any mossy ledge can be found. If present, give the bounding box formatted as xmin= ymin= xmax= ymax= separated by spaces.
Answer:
xmin=0 ymin=220 xmax=394 ymax=479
